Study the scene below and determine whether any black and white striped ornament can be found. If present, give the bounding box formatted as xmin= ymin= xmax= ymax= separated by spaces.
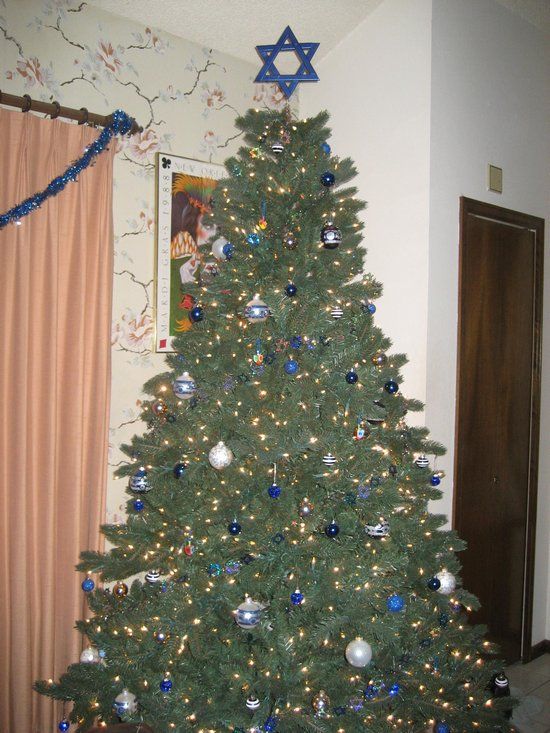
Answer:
xmin=246 ymin=695 xmax=261 ymax=710
xmin=271 ymin=141 xmax=284 ymax=154
xmin=145 ymin=570 xmax=161 ymax=584
xmin=322 ymin=453 xmax=337 ymax=466
xmin=331 ymin=306 xmax=344 ymax=319
xmin=415 ymin=455 xmax=429 ymax=468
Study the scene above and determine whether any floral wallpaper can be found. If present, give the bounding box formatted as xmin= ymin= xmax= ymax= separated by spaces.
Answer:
xmin=0 ymin=0 xmax=289 ymax=523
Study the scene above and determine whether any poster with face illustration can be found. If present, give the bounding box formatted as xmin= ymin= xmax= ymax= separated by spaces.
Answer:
xmin=155 ymin=153 xmax=227 ymax=352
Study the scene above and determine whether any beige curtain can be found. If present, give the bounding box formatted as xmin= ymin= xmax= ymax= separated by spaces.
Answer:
xmin=0 ymin=108 xmax=114 ymax=733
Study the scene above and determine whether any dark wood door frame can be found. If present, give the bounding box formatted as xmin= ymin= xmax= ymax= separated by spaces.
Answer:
xmin=454 ymin=196 xmax=544 ymax=663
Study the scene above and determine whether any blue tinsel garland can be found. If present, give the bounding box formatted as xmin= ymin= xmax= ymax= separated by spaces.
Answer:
xmin=0 ymin=109 xmax=134 ymax=229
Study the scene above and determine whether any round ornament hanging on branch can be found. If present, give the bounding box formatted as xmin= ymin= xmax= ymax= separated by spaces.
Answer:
xmin=172 ymin=372 xmax=196 ymax=400
xmin=235 ymin=597 xmax=263 ymax=628
xmin=113 ymin=688 xmax=137 ymax=716
xmin=312 ymin=690 xmax=330 ymax=716
xmin=244 ymin=295 xmax=270 ymax=323
xmin=345 ymin=638 xmax=372 ymax=667
xmin=321 ymin=221 xmax=341 ymax=249
xmin=128 ymin=467 xmax=151 ymax=494
xmin=208 ymin=441 xmax=233 ymax=469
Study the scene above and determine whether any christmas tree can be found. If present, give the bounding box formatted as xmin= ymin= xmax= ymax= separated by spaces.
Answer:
xmin=37 ymin=108 xmax=514 ymax=733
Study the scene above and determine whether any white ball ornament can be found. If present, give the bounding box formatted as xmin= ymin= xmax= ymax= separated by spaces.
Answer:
xmin=246 ymin=695 xmax=261 ymax=710
xmin=211 ymin=236 xmax=230 ymax=260
xmin=113 ymin=688 xmax=138 ymax=715
xmin=172 ymin=371 xmax=196 ymax=400
xmin=145 ymin=570 xmax=161 ymax=584
xmin=244 ymin=295 xmax=270 ymax=323
xmin=415 ymin=454 xmax=430 ymax=468
xmin=435 ymin=570 xmax=457 ymax=595
xmin=345 ymin=638 xmax=373 ymax=668
xmin=79 ymin=646 xmax=99 ymax=663
xmin=235 ymin=597 xmax=263 ymax=628
xmin=208 ymin=441 xmax=233 ymax=470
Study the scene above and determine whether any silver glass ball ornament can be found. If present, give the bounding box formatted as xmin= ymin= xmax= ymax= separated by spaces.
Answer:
xmin=172 ymin=371 xmax=196 ymax=400
xmin=345 ymin=638 xmax=373 ymax=668
xmin=208 ymin=441 xmax=234 ymax=469
xmin=79 ymin=646 xmax=99 ymax=663
xmin=435 ymin=570 xmax=456 ymax=595
xmin=371 ymin=351 xmax=388 ymax=367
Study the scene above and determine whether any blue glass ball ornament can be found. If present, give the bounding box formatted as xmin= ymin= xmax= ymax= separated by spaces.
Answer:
xmin=388 ymin=683 xmax=400 ymax=697
xmin=208 ymin=563 xmax=222 ymax=577
xmin=362 ymin=300 xmax=376 ymax=314
xmin=321 ymin=142 xmax=331 ymax=155
xmin=435 ymin=724 xmax=450 ymax=733
xmin=325 ymin=521 xmax=340 ymax=538
xmin=173 ymin=462 xmax=187 ymax=478
xmin=222 ymin=241 xmax=234 ymax=260
xmin=290 ymin=590 xmax=304 ymax=605
xmin=246 ymin=232 xmax=261 ymax=247
xmin=160 ymin=678 xmax=173 ymax=692
xmin=450 ymin=601 xmax=462 ymax=613
xmin=321 ymin=171 xmax=335 ymax=187
xmin=384 ymin=380 xmax=399 ymax=394
xmin=285 ymin=282 xmax=297 ymax=297
xmin=189 ymin=305 xmax=204 ymax=323
xmin=81 ymin=577 xmax=95 ymax=592
xmin=430 ymin=474 xmax=441 ymax=486
xmin=364 ymin=684 xmax=379 ymax=700
xmin=268 ymin=482 xmax=282 ymax=498
xmin=290 ymin=335 xmax=302 ymax=348
xmin=346 ymin=370 xmax=359 ymax=384
xmin=427 ymin=576 xmax=441 ymax=591
xmin=284 ymin=358 xmax=299 ymax=375
xmin=58 ymin=720 xmax=70 ymax=732
xmin=386 ymin=594 xmax=405 ymax=612
xmin=264 ymin=716 xmax=279 ymax=732
xmin=228 ymin=521 xmax=242 ymax=535
xmin=133 ymin=499 xmax=145 ymax=512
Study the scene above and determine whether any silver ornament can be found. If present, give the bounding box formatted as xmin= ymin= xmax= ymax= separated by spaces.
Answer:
xmin=299 ymin=498 xmax=313 ymax=518
xmin=244 ymin=295 xmax=270 ymax=323
xmin=246 ymin=694 xmax=261 ymax=710
xmin=208 ymin=441 xmax=233 ymax=469
xmin=435 ymin=570 xmax=456 ymax=595
xmin=415 ymin=454 xmax=430 ymax=468
xmin=79 ymin=646 xmax=99 ymax=663
xmin=345 ymin=638 xmax=373 ymax=667
xmin=113 ymin=688 xmax=137 ymax=715
xmin=312 ymin=689 xmax=330 ymax=716
xmin=172 ymin=371 xmax=196 ymax=400
xmin=235 ymin=598 xmax=262 ymax=628
xmin=365 ymin=520 xmax=390 ymax=538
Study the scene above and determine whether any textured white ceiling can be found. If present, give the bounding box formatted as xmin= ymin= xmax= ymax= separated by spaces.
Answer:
xmin=87 ymin=0 xmax=550 ymax=64
xmin=85 ymin=0 xmax=384 ymax=63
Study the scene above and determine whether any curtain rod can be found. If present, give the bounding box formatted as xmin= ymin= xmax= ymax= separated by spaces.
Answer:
xmin=0 ymin=90 xmax=142 ymax=135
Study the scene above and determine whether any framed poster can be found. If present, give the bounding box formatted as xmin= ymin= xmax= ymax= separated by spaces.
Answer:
xmin=155 ymin=153 xmax=227 ymax=352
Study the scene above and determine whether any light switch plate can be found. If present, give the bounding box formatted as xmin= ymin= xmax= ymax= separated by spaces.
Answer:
xmin=488 ymin=164 xmax=503 ymax=193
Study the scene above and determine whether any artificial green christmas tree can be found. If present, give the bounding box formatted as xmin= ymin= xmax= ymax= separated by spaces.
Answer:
xmin=37 ymin=108 xmax=515 ymax=733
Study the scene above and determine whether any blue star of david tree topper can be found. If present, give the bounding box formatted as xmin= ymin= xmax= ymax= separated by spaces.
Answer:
xmin=255 ymin=26 xmax=320 ymax=99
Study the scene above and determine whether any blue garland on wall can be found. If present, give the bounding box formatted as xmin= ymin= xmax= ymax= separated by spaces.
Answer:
xmin=0 ymin=109 xmax=134 ymax=229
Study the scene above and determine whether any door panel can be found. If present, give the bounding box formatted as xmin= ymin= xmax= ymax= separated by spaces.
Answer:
xmin=454 ymin=198 xmax=543 ymax=663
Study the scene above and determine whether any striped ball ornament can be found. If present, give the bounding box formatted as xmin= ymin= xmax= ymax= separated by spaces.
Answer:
xmin=145 ymin=570 xmax=161 ymax=584
xmin=271 ymin=141 xmax=284 ymax=154
xmin=415 ymin=455 xmax=430 ymax=468
xmin=322 ymin=453 xmax=337 ymax=466
xmin=331 ymin=306 xmax=344 ymax=319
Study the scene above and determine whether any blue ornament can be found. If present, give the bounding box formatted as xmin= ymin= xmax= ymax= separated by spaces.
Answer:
xmin=268 ymin=482 xmax=281 ymax=498
xmin=320 ymin=171 xmax=335 ymax=187
xmin=325 ymin=521 xmax=340 ymax=538
xmin=430 ymin=474 xmax=441 ymax=486
xmin=290 ymin=590 xmax=304 ymax=605
xmin=173 ymin=462 xmax=187 ymax=478
xmin=450 ymin=601 xmax=462 ymax=613
xmin=364 ymin=684 xmax=379 ymax=700
xmin=285 ymin=282 xmax=297 ymax=297
xmin=133 ymin=499 xmax=144 ymax=512
xmin=427 ymin=576 xmax=441 ymax=591
xmin=189 ymin=305 xmax=204 ymax=323
xmin=129 ymin=466 xmax=151 ymax=493
xmin=435 ymin=724 xmax=450 ymax=733
xmin=284 ymin=358 xmax=299 ymax=375
xmin=388 ymin=683 xmax=400 ymax=697
xmin=290 ymin=335 xmax=302 ymax=348
xmin=58 ymin=720 xmax=70 ymax=732
xmin=246 ymin=232 xmax=261 ymax=247
xmin=386 ymin=594 xmax=405 ymax=612
xmin=321 ymin=142 xmax=331 ymax=155
xmin=439 ymin=612 xmax=450 ymax=627
xmin=81 ymin=578 xmax=95 ymax=592
xmin=160 ymin=678 xmax=173 ymax=693
xmin=272 ymin=532 xmax=285 ymax=544
xmin=384 ymin=380 xmax=399 ymax=394
xmin=362 ymin=300 xmax=377 ymax=314
xmin=348 ymin=695 xmax=363 ymax=711
xmin=207 ymin=563 xmax=222 ymax=577
xmin=254 ymin=26 xmax=319 ymax=99
xmin=264 ymin=716 xmax=279 ymax=732
xmin=345 ymin=370 xmax=359 ymax=384
xmin=357 ymin=484 xmax=370 ymax=499
xmin=222 ymin=242 xmax=234 ymax=260
xmin=225 ymin=561 xmax=241 ymax=575
xmin=228 ymin=521 xmax=242 ymax=535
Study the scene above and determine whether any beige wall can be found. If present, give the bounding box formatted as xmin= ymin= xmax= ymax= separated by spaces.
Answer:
xmin=0 ymin=0 xmax=286 ymax=524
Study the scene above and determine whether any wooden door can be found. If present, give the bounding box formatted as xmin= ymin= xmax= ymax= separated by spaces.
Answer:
xmin=454 ymin=197 xmax=544 ymax=663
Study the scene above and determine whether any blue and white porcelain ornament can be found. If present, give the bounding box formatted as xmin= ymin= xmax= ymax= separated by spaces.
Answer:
xmin=208 ymin=441 xmax=233 ymax=469
xmin=113 ymin=688 xmax=138 ymax=716
xmin=79 ymin=646 xmax=100 ymax=663
xmin=145 ymin=570 xmax=161 ymax=584
xmin=244 ymin=295 xmax=270 ymax=323
xmin=365 ymin=520 xmax=390 ymax=538
xmin=235 ymin=597 xmax=263 ymax=628
xmin=415 ymin=454 xmax=429 ymax=468
xmin=435 ymin=570 xmax=456 ymax=595
xmin=345 ymin=638 xmax=373 ymax=667
xmin=129 ymin=467 xmax=151 ymax=493
xmin=172 ymin=371 xmax=196 ymax=400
